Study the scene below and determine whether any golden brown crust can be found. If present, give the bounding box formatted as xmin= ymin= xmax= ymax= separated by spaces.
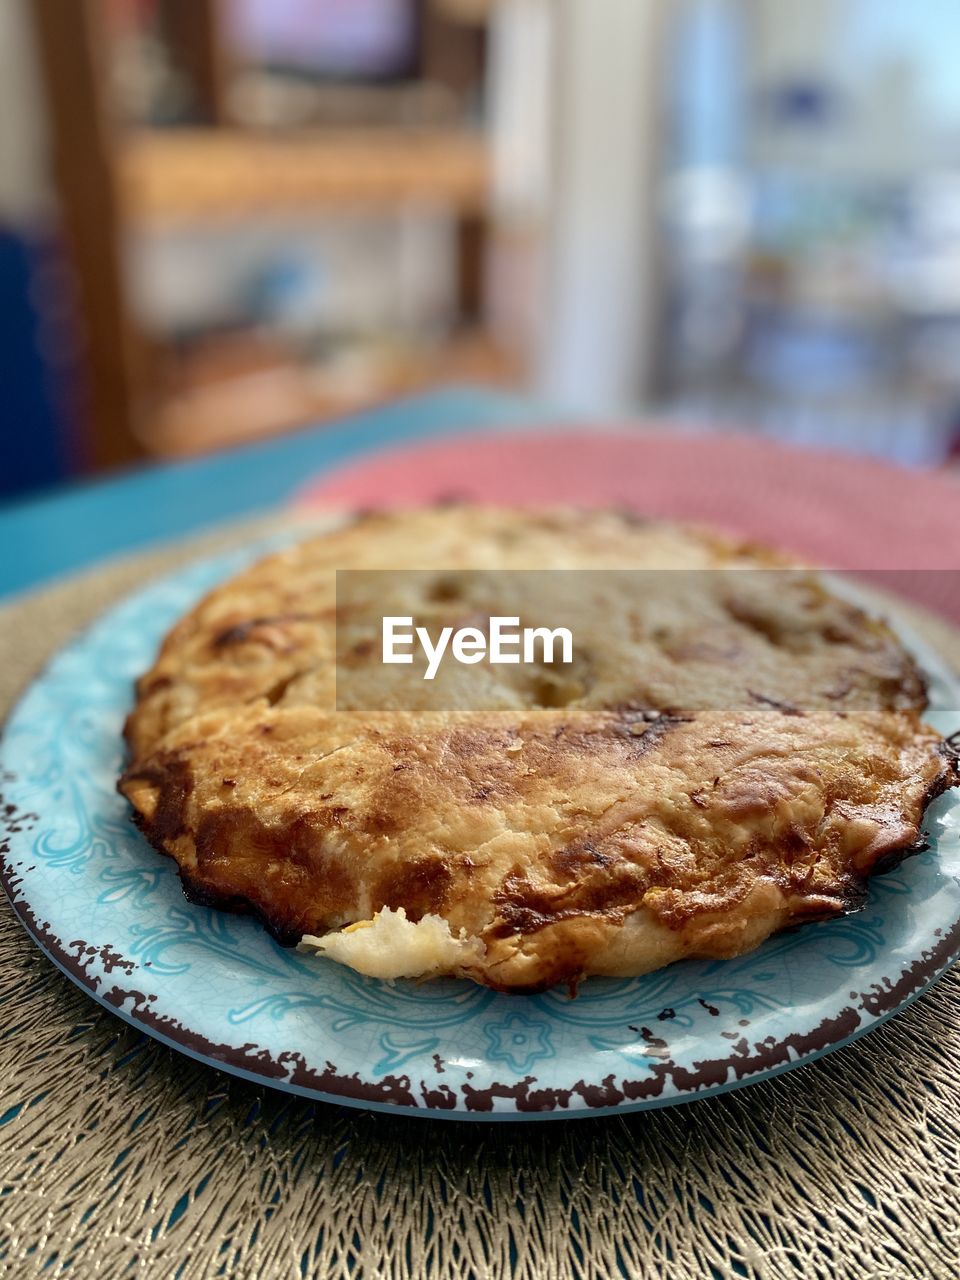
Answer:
xmin=118 ymin=507 xmax=958 ymax=991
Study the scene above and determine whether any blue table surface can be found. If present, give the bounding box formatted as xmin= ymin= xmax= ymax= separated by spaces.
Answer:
xmin=0 ymin=386 xmax=558 ymax=601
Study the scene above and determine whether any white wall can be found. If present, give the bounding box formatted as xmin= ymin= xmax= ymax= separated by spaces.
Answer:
xmin=536 ymin=0 xmax=670 ymax=412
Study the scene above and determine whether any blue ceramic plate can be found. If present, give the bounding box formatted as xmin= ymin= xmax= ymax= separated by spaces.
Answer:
xmin=1 ymin=542 xmax=959 ymax=1120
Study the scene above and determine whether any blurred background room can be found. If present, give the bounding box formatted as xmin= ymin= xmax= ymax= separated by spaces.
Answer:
xmin=4 ymin=0 xmax=960 ymax=501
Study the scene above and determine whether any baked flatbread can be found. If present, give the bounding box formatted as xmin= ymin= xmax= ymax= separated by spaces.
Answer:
xmin=119 ymin=508 xmax=956 ymax=992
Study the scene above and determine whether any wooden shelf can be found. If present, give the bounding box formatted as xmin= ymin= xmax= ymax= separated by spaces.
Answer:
xmin=142 ymin=331 xmax=521 ymax=457
xmin=120 ymin=127 xmax=490 ymax=226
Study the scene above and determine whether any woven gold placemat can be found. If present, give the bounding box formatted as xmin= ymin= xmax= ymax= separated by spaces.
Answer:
xmin=1 ymin=521 xmax=959 ymax=1280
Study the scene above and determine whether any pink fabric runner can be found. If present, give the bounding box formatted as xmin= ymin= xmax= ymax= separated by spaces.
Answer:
xmin=296 ymin=428 xmax=960 ymax=622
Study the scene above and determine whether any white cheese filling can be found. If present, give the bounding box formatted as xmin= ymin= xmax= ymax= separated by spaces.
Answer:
xmin=300 ymin=908 xmax=485 ymax=980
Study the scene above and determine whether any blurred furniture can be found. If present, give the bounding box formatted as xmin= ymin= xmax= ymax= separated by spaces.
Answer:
xmin=31 ymin=0 xmax=504 ymax=469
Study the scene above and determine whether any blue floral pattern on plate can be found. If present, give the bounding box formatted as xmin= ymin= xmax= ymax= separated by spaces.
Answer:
xmin=1 ymin=541 xmax=959 ymax=1119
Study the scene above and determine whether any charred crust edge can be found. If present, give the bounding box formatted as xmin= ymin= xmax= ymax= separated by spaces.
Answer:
xmin=3 ymin=782 xmax=960 ymax=1113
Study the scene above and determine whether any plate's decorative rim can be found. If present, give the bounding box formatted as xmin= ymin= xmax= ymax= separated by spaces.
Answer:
xmin=1 ymin=543 xmax=959 ymax=1120
xmin=2 ymin=815 xmax=959 ymax=1120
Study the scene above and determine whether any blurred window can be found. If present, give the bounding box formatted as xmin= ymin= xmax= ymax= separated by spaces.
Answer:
xmin=658 ymin=0 xmax=960 ymax=465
